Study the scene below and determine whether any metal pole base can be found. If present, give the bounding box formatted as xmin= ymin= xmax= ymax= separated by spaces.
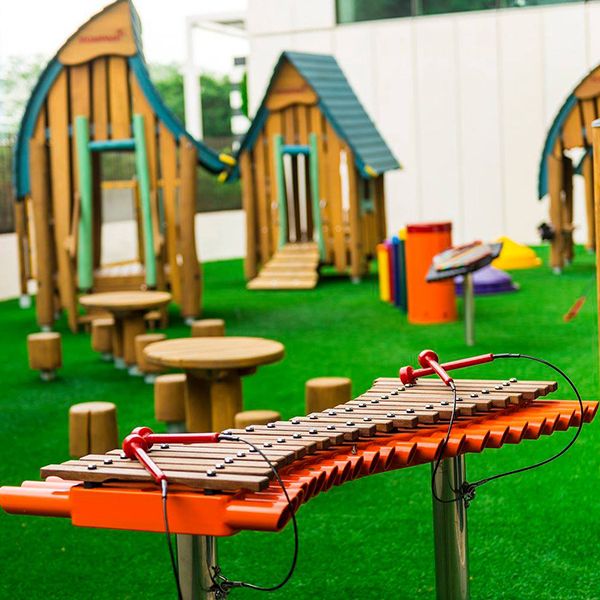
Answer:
xmin=176 ymin=534 xmax=223 ymax=599
xmin=431 ymin=456 xmax=470 ymax=600
xmin=463 ymin=273 xmax=475 ymax=347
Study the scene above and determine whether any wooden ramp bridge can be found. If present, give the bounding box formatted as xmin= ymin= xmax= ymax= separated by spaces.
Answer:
xmin=247 ymin=242 xmax=319 ymax=290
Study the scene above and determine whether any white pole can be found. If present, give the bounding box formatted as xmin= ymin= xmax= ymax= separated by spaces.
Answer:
xmin=183 ymin=19 xmax=203 ymax=139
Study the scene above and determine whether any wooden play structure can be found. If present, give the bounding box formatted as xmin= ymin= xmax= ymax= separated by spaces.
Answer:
xmin=236 ymin=51 xmax=400 ymax=290
xmin=13 ymin=0 xmax=234 ymax=331
xmin=538 ymin=63 xmax=600 ymax=272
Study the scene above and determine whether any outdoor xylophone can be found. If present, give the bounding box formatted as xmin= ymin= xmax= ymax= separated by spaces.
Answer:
xmin=0 ymin=350 xmax=597 ymax=599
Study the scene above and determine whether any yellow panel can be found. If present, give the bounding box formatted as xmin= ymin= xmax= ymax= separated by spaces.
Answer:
xmin=58 ymin=1 xmax=136 ymax=66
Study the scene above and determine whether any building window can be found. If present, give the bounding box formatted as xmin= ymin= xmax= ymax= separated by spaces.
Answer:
xmin=335 ymin=0 xmax=585 ymax=24
xmin=336 ymin=0 xmax=412 ymax=24
xmin=421 ymin=0 xmax=497 ymax=16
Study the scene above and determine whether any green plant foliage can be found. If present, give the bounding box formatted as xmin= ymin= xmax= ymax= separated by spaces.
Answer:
xmin=149 ymin=64 xmax=232 ymax=138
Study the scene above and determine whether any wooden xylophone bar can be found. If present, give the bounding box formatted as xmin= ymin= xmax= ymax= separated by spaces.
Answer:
xmin=38 ymin=377 xmax=556 ymax=490
xmin=0 ymin=377 xmax=597 ymax=600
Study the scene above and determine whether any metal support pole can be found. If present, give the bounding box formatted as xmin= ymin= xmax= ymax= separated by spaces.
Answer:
xmin=176 ymin=534 xmax=223 ymax=599
xmin=463 ymin=272 xmax=475 ymax=347
xmin=431 ymin=456 xmax=470 ymax=600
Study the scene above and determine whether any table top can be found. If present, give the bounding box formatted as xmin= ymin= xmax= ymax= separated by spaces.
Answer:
xmin=79 ymin=291 xmax=172 ymax=311
xmin=144 ymin=336 xmax=285 ymax=370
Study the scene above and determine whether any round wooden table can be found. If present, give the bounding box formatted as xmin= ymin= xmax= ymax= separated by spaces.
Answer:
xmin=80 ymin=291 xmax=171 ymax=369
xmin=144 ymin=337 xmax=285 ymax=432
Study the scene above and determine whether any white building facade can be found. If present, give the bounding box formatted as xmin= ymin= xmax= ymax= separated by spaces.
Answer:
xmin=245 ymin=0 xmax=600 ymax=244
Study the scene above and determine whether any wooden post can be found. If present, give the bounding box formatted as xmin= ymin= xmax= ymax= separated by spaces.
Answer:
xmin=14 ymin=199 xmax=30 ymax=303
xmin=27 ymin=332 xmax=62 ymax=380
xmin=325 ymin=121 xmax=346 ymax=273
xmin=346 ymin=149 xmax=365 ymax=281
xmin=179 ymin=140 xmax=202 ymax=321
xmin=239 ymin=152 xmax=258 ymax=279
xmin=234 ymin=410 xmax=281 ymax=429
xmin=155 ymin=374 xmax=187 ymax=429
xmin=548 ymin=153 xmax=564 ymax=272
xmin=591 ymin=122 xmax=600 ymax=374
xmin=583 ymin=152 xmax=595 ymax=252
xmin=159 ymin=124 xmax=182 ymax=303
xmin=91 ymin=152 xmax=103 ymax=268
xmin=184 ymin=376 xmax=212 ymax=433
xmin=29 ymin=141 xmax=55 ymax=329
xmin=191 ymin=319 xmax=225 ymax=337
xmin=374 ymin=175 xmax=387 ymax=243
xmin=253 ymin=133 xmax=272 ymax=263
xmin=562 ymin=155 xmax=574 ymax=264
xmin=47 ymin=69 xmax=78 ymax=331
xmin=69 ymin=402 xmax=118 ymax=457
xmin=210 ymin=373 xmax=243 ymax=432
xmin=305 ymin=377 xmax=352 ymax=414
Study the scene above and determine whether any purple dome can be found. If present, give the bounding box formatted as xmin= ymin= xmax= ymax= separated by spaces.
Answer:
xmin=455 ymin=265 xmax=518 ymax=295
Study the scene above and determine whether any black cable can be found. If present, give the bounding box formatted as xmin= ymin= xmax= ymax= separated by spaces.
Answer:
xmin=208 ymin=434 xmax=299 ymax=594
xmin=430 ymin=352 xmax=585 ymax=506
xmin=430 ymin=381 xmax=463 ymax=505
xmin=467 ymin=353 xmax=584 ymax=490
xmin=162 ymin=479 xmax=183 ymax=600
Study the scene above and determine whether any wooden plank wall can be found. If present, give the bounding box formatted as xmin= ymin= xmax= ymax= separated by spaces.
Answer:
xmin=241 ymin=102 xmax=389 ymax=277
xmin=26 ymin=55 xmax=203 ymax=328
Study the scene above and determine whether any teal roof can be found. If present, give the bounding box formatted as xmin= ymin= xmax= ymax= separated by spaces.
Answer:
xmin=13 ymin=0 xmax=230 ymax=200
xmin=236 ymin=51 xmax=400 ymax=179
xmin=537 ymin=93 xmax=578 ymax=199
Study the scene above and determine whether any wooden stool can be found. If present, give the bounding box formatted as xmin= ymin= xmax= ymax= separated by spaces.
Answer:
xmin=145 ymin=310 xmax=162 ymax=330
xmin=134 ymin=333 xmax=167 ymax=382
xmin=69 ymin=402 xmax=118 ymax=457
xmin=91 ymin=317 xmax=114 ymax=361
xmin=27 ymin=332 xmax=62 ymax=381
xmin=155 ymin=373 xmax=187 ymax=432
xmin=234 ymin=410 xmax=281 ymax=429
xmin=190 ymin=319 xmax=225 ymax=337
xmin=305 ymin=377 xmax=352 ymax=414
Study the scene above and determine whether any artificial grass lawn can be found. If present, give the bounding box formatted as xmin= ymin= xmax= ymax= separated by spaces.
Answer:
xmin=0 ymin=245 xmax=599 ymax=599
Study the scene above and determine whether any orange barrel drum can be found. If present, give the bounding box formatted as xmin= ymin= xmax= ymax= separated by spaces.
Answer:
xmin=405 ymin=222 xmax=457 ymax=324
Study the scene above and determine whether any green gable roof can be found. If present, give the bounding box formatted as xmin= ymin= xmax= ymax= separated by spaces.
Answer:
xmin=236 ymin=51 xmax=400 ymax=179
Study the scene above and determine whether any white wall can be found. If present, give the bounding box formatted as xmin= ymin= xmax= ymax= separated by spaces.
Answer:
xmin=246 ymin=0 xmax=600 ymax=245
xmin=0 ymin=210 xmax=245 ymax=301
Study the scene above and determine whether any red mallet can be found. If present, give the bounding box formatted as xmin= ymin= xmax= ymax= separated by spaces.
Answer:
xmin=400 ymin=351 xmax=495 ymax=385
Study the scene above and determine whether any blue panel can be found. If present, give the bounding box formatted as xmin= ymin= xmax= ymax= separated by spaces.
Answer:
xmin=13 ymin=59 xmax=63 ymax=199
xmin=89 ymin=138 xmax=135 ymax=152
xmin=281 ymin=144 xmax=310 ymax=156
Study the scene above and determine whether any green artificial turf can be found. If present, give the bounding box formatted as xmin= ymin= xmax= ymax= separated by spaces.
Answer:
xmin=0 ymin=245 xmax=599 ymax=599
